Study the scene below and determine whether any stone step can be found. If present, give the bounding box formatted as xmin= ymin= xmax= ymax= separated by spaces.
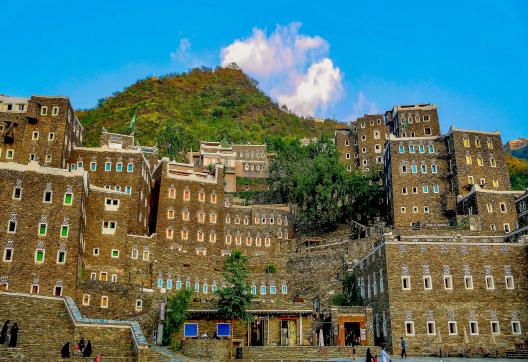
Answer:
xmin=505 ymin=350 xmax=528 ymax=359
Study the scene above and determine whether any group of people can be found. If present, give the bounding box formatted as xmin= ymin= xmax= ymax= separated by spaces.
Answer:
xmin=61 ymin=337 xmax=102 ymax=361
xmin=0 ymin=320 xmax=19 ymax=348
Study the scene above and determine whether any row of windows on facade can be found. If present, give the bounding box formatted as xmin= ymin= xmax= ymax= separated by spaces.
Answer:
xmin=167 ymin=188 xmax=217 ymax=203
xmin=2 ymin=246 xmax=67 ymax=265
xmin=398 ymin=144 xmax=436 ymax=154
xmin=225 ymin=214 xmax=288 ymax=226
xmin=463 ymin=154 xmax=498 ymax=167
xmin=463 ymin=175 xmax=501 ymax=188
xmin=402 ymin=318 xmax=521 ymax=337
xmin=164 ymin=230 xmax=278 ymax=245
xmin=155 ymin=276 xmax=288 ymax=296
xmin=29 ymin=131 xmax=57 ymax=142
xmin=91 ymin=247 xmax=150 ymax=261
xmin=401 ymin=163 xmax=439 ymax=174
xmin=398 ymin=114 xmax=432 ymax=125
xmin=0 ymin=149 xmax=56 ymax=163
xmin=81 ymin=294 xmax=143 ymax=311
xmin=79 ymin=160 xmax=135 ymax=173
xmin=5 ymin=219 xmax=72 ymax=238
xmin=40 ymin=106 xmax=61 ymax=116
xmin=242 ymin=163 xmax=267 ymax=172
xmin=397 ymin=272 xmax=516 ymax=292
xmin=353 ymin=118 xmax=386 ymax=130
xmin=401 ymin=184 xmax=441 ymax=195
xmin=1 ymin=103 xmax=26 ymax=112
xmin=462 ymin=136 xmax=495 ymax=150
xmin=237 ymin=151 xmax=266 ymax=159
xmin=400 ymin=128 xmax=434 ymax=137
xmin=9 ymin=185 xmax=74 ymax=205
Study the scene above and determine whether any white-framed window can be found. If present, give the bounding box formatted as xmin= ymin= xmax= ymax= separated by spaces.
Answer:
xmin=444 ymin=275 xmax=453 ymax=290
xmin=142 ymin=250 xmax=150 ymax=261
xmin=63 ymin=192 xmax=73 ymax=205
xmin=105 ymin=162 xmax=112 ymax=172
xmin=131 ymin=248 xmax=138 ymax=259
xmin=111 ymin=249 xmax=120 ymax=258
xmin=427 ymin=321 xmax=436 ymax=335
xmin=135 ymin=299 xmax=143 ymax=312
xmin=402 ymin=276 xmax=411 ymax=290
xmin=111 ymin=274 xmax=118 ymax=282
xmin=90 ymin=272 xmax=97 ymax=280
xmin=400 ymin=207 xmax=406 ymax=214
xmin=469 ymin=321 xmax=479 ymax=335
xmin=12 ymin=185 xmax=22 ymax=200
xmin=45 ymin=154 xmax=52 ymax=163
xmin=93 ymin=248 xmax=99 ymax=256
xmin=102 ymin=221 xmax=117 ymax=234
xmin=491 ymin=321 xmax=500 ymax=335
xmin=32 ymin=131 xmax=39 ymax=140
xmin=512 ymin=321 xmax=522 ymax=335
xmin=82 ymin=294 xmax=90 ymax=306
xmin=3 ymin=247 xmax=13 ymax=262
xmin=116 ymin=162 xmax=123 ymax=172
xmin=56 ymin=250 xmax=66 ymax=264
xmin=7 ymin=219 xmax=17 ymax=234
xmin=464 ymin=275 xmax=473 ymax=290
xmin=90 ymin=161 xmax=97 ymax=171
xmin=6 ymin=149 xmax=14 ymax=159
xmin=43 ymin=190 xmax=53 ymax=203
xmin=423 ymin=275 xmax=432 ymax=290
xmin=448 ymin=321 xmax=458 ymax=335
xmin=101 ymin=296 xmax=109 ymax=308
xmin=127 ymin=163 xmax=134 ymax=172
xmin=41 ymin=106 xmax=48 ymax=115
xmin=485 ymin=275 xmax=495 ymax=290
xmin=60 ymin=225 xmax=69 ymax=238
xmin=52 ymin=106 xmax=59 ymax=116
xmin=505 ymin=275 xmax=515 ymax=290
xmin=48 ymin=132 xmax=55 ymax=141
xmin=35 ymin=248 xmax=45 ymax=263
xmin=405 ymin=321 xmax=415 ymax=336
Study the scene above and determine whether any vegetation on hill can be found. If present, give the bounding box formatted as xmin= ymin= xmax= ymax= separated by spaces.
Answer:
xmin=506 ymin=154 xmax=528 ymax=190
xmin=76 ymin=66 xmax=338 ymax=153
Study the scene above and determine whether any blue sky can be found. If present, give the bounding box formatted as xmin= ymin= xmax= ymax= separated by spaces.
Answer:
xmin=1 ymin=0 xmax=527 ymax=141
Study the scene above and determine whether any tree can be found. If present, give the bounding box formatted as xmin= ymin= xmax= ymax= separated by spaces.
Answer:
xmin=332 ymin=272 xmax=363 ymax=306
xmin=156 ymin=121 xmax=196 ymax=162
xmin=216 ymin=250 xmax=252 ymax=335
xmin=163 ymin=289 xmax=193 ymax=347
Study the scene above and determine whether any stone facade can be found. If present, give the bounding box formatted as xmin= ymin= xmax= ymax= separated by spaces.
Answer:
xmin=352 ymin=114 xmax=390 ymax=174
xmin=385 ymin=104 xmax=441 ymax=138
xmin=352 ymin=233 xmax=528 ymax=355
xmin=515 ymin=191 xmax=528 ymax=229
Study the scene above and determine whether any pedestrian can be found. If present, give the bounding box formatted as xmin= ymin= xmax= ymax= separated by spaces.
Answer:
xmin=8 ymin=322 xmax=18 ymax=348
xmin=83 ymin=340 xmax=92 ymax=357
xmin=61 ymin=342 xmax=70 ymax=358
xmin=373 ymin=355 xmax=378 ymax=362
xmin=0 ymin=320 xmax=9 ymax=345
xmin=352 ymin=346 xmax=356 ymax=361
xmin=366 ymin=347 xmax=373 ymax=362
xmin=74 ymin=341 xmax=79 ymax=355
xmin=79 ymin=336 xmax=85 ymax=353
xmin=400 ymin=336 xmax=407 ymax=358
xmin=379 ymin=346 xmax=391 ymax=362
xmin=94 ymin=353 xmax=101 ymax=362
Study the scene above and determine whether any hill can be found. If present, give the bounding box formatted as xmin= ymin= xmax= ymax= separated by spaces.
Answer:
xmin=76 ymin=66 xmax=338 ymax=150
xmin=506 ymin=154 xmax=528 ymax=190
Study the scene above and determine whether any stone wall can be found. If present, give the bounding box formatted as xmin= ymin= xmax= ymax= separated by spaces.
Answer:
xmin=352 ymin=114 xmax=389 ymax=173
xmin=181 ymin=338 xmax=231 ymax=360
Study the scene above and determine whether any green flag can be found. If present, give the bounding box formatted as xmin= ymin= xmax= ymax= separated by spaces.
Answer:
xmin=128 ymin=113 xmax=136 ymax=133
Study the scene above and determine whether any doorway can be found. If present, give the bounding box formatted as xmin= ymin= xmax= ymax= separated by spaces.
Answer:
xmin=280 ymin=320 xmax=297 ymax=346
xmin=344 ymin=322 xmax=361 ymax=346
xmin=250 ymin=320 xmax=265 ymax=346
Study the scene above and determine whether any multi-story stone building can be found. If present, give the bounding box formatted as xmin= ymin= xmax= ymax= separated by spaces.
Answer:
xmin=385 ymin=104 xmax=441 ymax=138
xmin=352 ymin=232 xmax=528 ymax=355
xmin=0 ymin=95 xmax=83 ymax=168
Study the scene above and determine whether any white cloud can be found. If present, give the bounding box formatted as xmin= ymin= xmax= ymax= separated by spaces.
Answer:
xmin=346 ymin=91 xmax=379 ymax=122
xmin=170 ymin=38 xmax=192 ymax=63
xmin=220 ymin=23 xmax=342 ymax=116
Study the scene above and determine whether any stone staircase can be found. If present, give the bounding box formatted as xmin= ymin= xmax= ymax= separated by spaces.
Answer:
xmin=0 ymin=292 xmax=168 ymax=361
xmin=240 ymin=346 xmax=381 ymax=361
xmin=505 ymin=349 xmax=528 ymax=359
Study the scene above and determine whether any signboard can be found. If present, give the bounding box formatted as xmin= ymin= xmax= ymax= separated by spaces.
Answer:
xmin=184 ymin=323 xmax=198 ymax=337
xmin=217 ymin=323 xmax=231 ymax=337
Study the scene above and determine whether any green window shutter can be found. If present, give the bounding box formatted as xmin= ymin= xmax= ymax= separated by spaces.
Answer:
xmin=65 ymin=193 xmax=72 ymax=205
xmin=36 ymin=250 xmax=44 ymax=262
xmin=61 ymin=226 xmax=68 ymax=237
xmin=58 ymin=252 xmax=65 ymax=263
xmin=112 ymin=250 xmax=119 ymax=257
xmin=39 ymin=224 xmax=47 ymax=235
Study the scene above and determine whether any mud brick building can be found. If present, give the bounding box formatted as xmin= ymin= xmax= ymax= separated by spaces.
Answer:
xmin=384 ymin=135 xmax=450 ymax=229
xmin=0 ymin=161 xmax=87 ymax=296
xmin=352 ymin=232 xmax=528 ymax=355
xmin=0 ymin=95 xmax=83 ymax=168
xmin=385 ymin=104 xmax=441 ymax=138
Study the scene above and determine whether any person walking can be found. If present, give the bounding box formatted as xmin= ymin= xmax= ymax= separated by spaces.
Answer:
xmin=400 ymin=337 xmax=407 ymax=358
xmin=79 ymin=337 xmax=85 ymax=354
xmin=8 ymin=322 xmax=18 ymax=348
xmin=366 ymin=347 xmax=373 ymax=362
xmin=61 ymin=342 xmax=70 ymax=358
xmin=83 ymin=340 xmax=92 ymax=358
xmin=0 ymin=320 xmax=9 ymax=345
xmin=379 ymin=346 xmax=391 ymax=362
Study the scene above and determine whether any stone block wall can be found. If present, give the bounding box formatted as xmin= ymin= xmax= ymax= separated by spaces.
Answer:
xmin=352 ymin=114 xmax=389 ymax=173
xmin=181 ymin=338 xmax=231 ymax=360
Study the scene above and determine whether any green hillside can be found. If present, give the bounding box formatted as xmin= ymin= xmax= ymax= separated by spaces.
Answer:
xmin=76 ymin=66 xmax=338 ymax=150
xmin=506 ymin=154 xmax=528 ymax=190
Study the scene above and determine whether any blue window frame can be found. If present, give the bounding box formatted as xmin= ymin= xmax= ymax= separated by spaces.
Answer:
xmin=270 ymin=286 xmax=276 ymax=294
xmin=423 ymin=186 xmax=429 ymax=193
xmin=77 ymin=161 xmax=83 ymax=168
xmin=125 ymin=186 xmax=132 ymax=194
xmin=116 ymin=162 xmax=123 ymax=172
xmin=211 ymin=284 xmax=217 ymax=293
xmin=202 ymin=283 xmax=208 ymax=293
xmin=409 ymin=145 xmax=415 ymax=153
xmin=157 ymin=277 xmax=163 ymax=288
xmin=411 ymin=164 xmax=418 ymax=173
xmin=90 ymin=162 xmax=97 ymax=171
xmin=281 ymin=285 xmax=288 ymax=294
xmin=127 ymin=163 xmax=134 ymax=172
xmin=217 ymin=323 xmax=231 ymax=337
xmin=260 ymin=286 xmax=267 ymax=295
xmin=431 ymin=165 xmax=438 ymax=173
xmin=186 ymin=281 xmax=191 ymax=289
xmin=184 ymin=323 xmax=198 ymax=337
xmin=105 ymin=162 xmax=111 ymax=172
xmin=433 ymin=185 xmax=439 ymax=193
xmin=419 ymin=145 xmax=425 ymax=153
xmin=421 ymin=165 xmax=427 ymax=173
xmin=176 ymin=280 xmax=182 ymax=290
xmin=428 ymin=145 xmax=434 ymax=153
xmin=194 ymin=282 xmax=199 ymax=292
xmin=399 ymin=146 xmax=405 ymax=153
xmin=166 ymin=279 xmax=172 ymax=289
xmin=251 ymin=286 xmax=257 ymax=295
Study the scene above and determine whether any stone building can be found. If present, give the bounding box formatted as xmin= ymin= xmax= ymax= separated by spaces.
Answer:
xmin=384 ymin=135 xmax=450 ymax=229
xmin=352 ymin=231 xmax=528 ymax=355
xmin=0 ymin=161 xmax=87 ymax=296
xmin=0 ymin=95 xmax=83 ymax=168
xmin=385 ymin=104 xmax=441 ymax=138
xmin=516 ymin=191 xmax=528 ymax=229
